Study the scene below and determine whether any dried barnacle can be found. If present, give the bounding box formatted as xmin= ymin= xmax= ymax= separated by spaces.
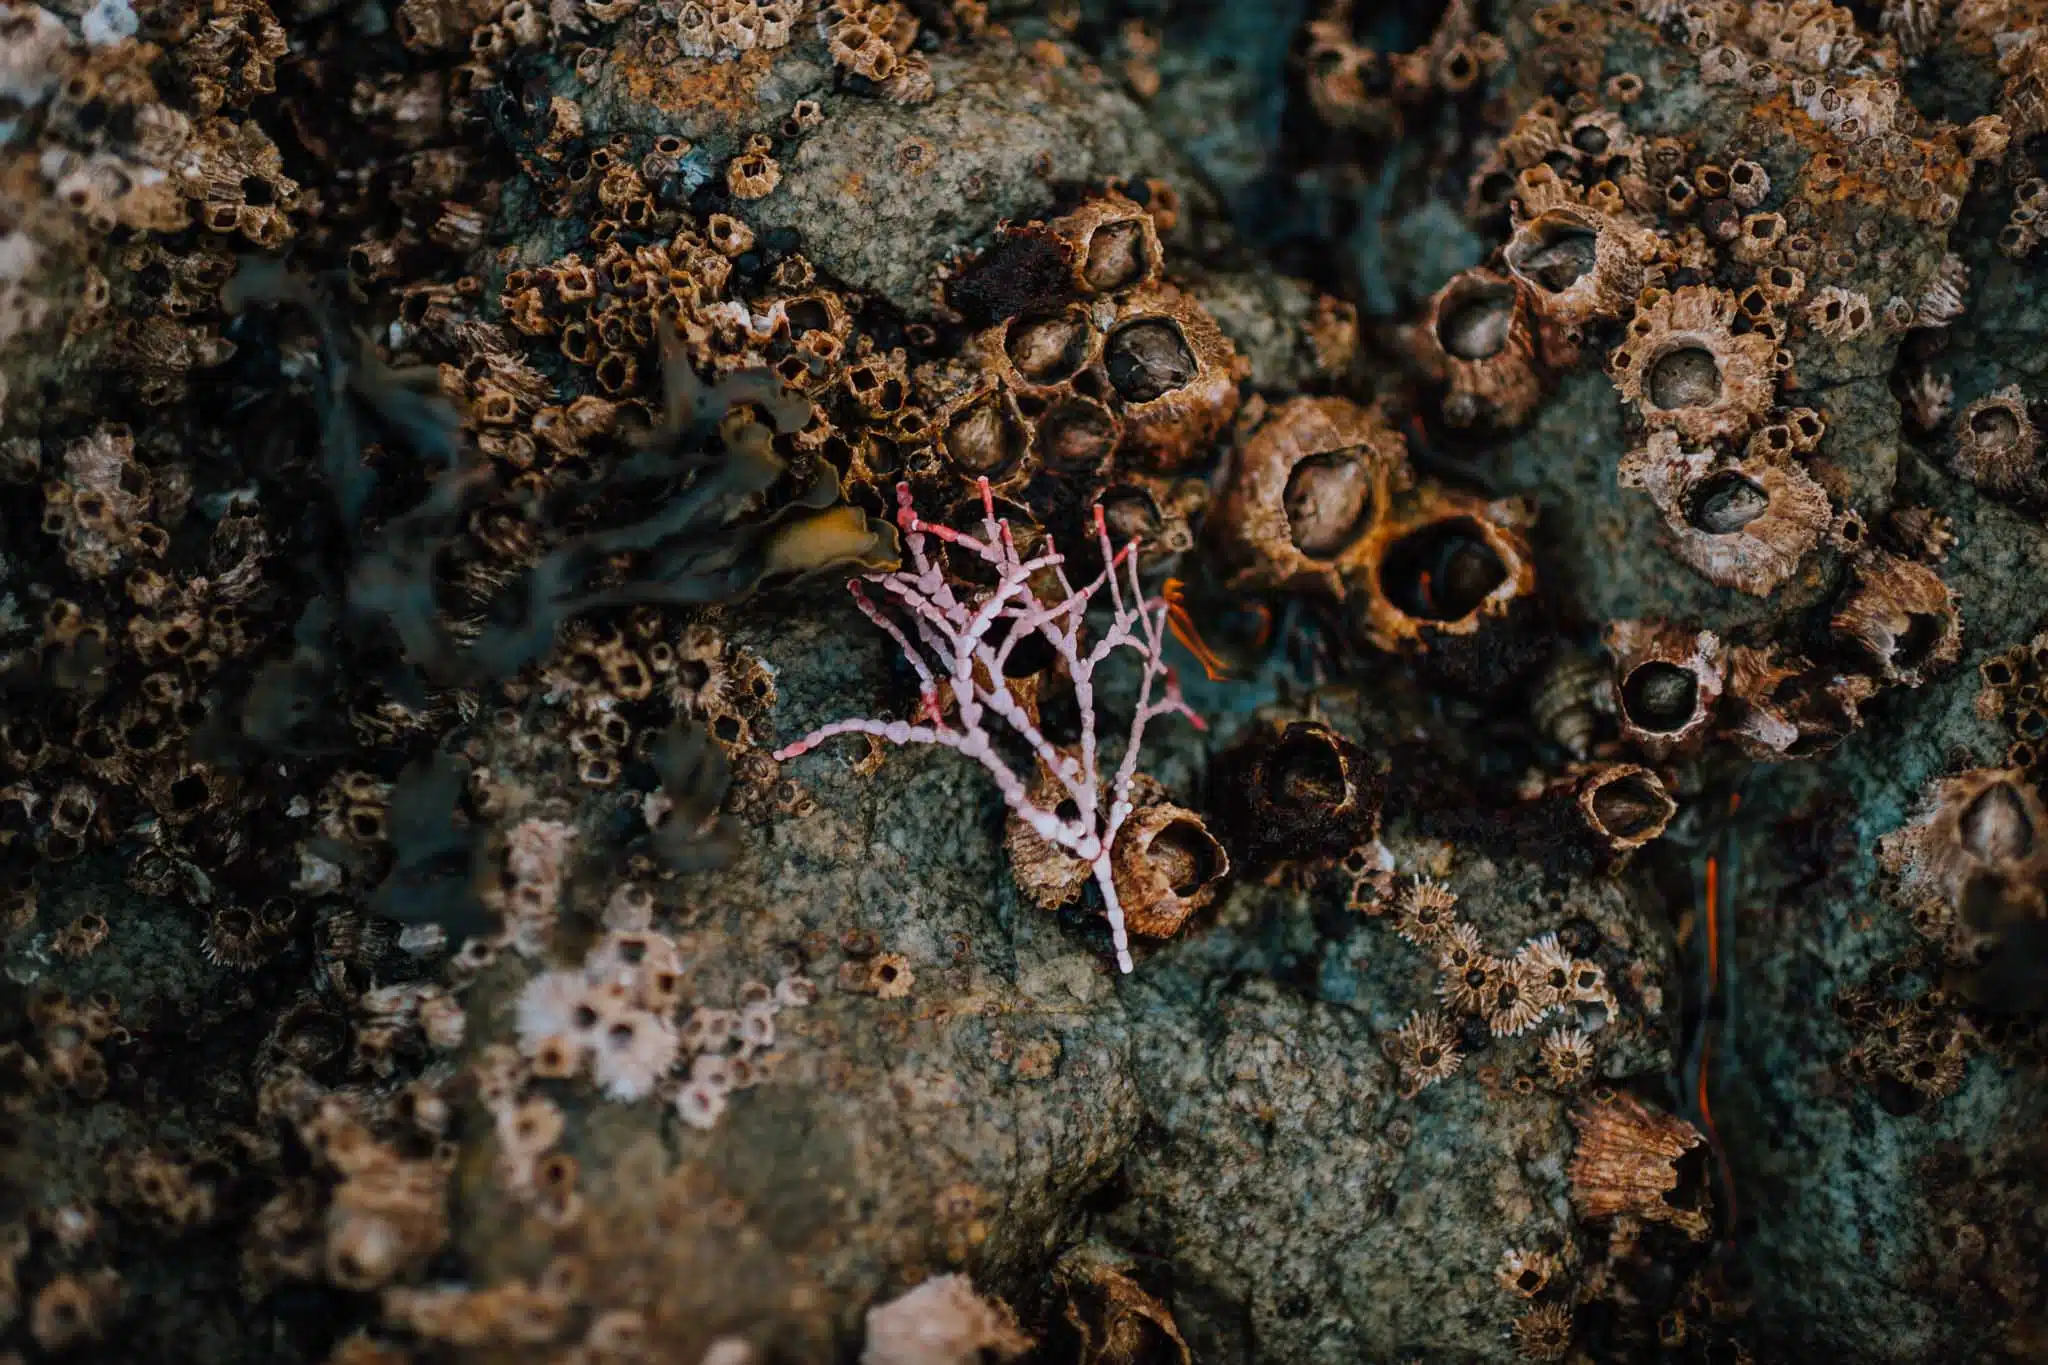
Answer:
xmin=1048 ymin=193 xmax=1162 ymax=295
xmin=1609 ymin=287 xmax=1779 ymax=443
xmin=1567 ymin=1090 xmax=1711 ymax=1239
xmin=1393 ymin=876 xmax=1458 ymax=945
xmin=1606 ymin=620 xmax=1724 ymax=757
xmin=1618 ymin=431 xmax=1830 ymax=597
xmin=1100 ymin=283 xmax=1245 ymax=472
xmin=1830 ymin=551 xmax=1960 ymax=687
xmin=1503 ymin=173 xmax=1661 ymax=328
xmin=1497 ymin=1246 xmax=1558 ymax=1299
xmin=1540 ymin=1025 xmax=1598 ymax=1087
xmin=1212 ymin=720 xmax=1382 ymax=870
xmin=1572 ymin=764 xmax=1677 ymax=854
xmin=1211 ymin=396 xmax=1410 ymax=599
xmin=1054 ymin=1244 xmax=1191 ymax=1365
xmin=1486 ymin=957 xmax=1547 ymax=1036
xmin=1950 ymin=385 xmax=2041 ymax=499
xmin=1108 ymin=793 xmax=1229 ymax=941
xmin=1803 ymin=285 xmax=1874 ymax=341
xmin=1721 ymin=644 xmax=1874 ymax=760
xmin=1413 ymin=269 xmax=1546 ymax=430
xmin=1391 ymin=1008 xmax=1464 ymax=1098
xmin=1510 ymin=1302 xmax=1574 ymax=1361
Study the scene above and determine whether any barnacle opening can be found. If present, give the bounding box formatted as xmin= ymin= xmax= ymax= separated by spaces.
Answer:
xmin=943 ymin=393 xmax=1030 ymax=478
xmin=1100 ymin=484 xmax=1163 ymax=543
xmin=1380 ymin=518 xmax=1506 ymax=621
xmin=1105 ymin=319 xmax=1197 ymax=403
xmin=1004 ymin=309 xmax=1092 ymax=384
xmin=1036 ymin=398 xmax=1119 ymax=474
xmin=1149 ymin=818 xmax=1226 ymax=895
xmin=1685 ymin=470 xmax=1769 ymax=534
xmin=1621 ymin=662 xmax=1699 ymax=733
xmin=1436 ymin=278 xmax=1516 ymax=360
xmin=1508 ymin=216 xmax=1598 ymax=294
xmin=1893 ymin=613 xmax=1948 ymax=672
xmin=1083 ymin=219 xmax=1154 ymax=292
xmin=1970 ymin=405 xmax=2022 ymax=447
xmin=1283 ymin=450 xmax=1376 ymax=557
xmin=1589 ymin=772 xmax=1670 ymax=840
xmin=1265 ymin=727 xmax=1347 ymax=810
xmin=1647 ymin=346 xmax=1723 ymax=411
xmin=1961 ymin=782 xmax=2035 ymax=861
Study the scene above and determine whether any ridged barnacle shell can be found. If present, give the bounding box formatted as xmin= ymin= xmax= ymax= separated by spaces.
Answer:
xmin=1879 ymin=768 xmax=2048 ymax=943
xmin=1829 ymin=551 xmax=1961 ymax=688
xmin=1213 ymin=719 xmax=1381 ymax=870
xmin=1568 ymin=1090 xmax=1711 ymax=1240
xmin=1344 ymin=483 xmax=1539 ymax=658
xmin=1618 ymin=430 xmax=1830 ymax=597
xmin=1572 ymin=763 xmax=1677 ymax=854
xmin=1503 ymin=168 xmax=1661 ymax=329
xmin=1100 ymin=471 xmax=1206 ymax=572
xmin=934 ymin=376 xmax=1038 ymax=496
xmin=1950 ymin=384 xmax=2040 ymax=499
xmin=1047 ymin=192 xmax=1164 ymax=297
xmin=1095 ymin=282 xmax=1245 ymax=472
xmin=1609 ymin=286 xmax=1779 ymax=444
xmin=1413 ymin=269 xmax=1545 ymax=430
xmin=1605 ymin=620 xmax=1724 ymax=759
xmin=1720 ymin=643 xmax=1875 ymax=761
xmin=1109 ymin=780 xmax=1231 ymax=941
xmin=971 ymin=302 xmax=1103 ymax=400
xmin=1212 ymin=396 xmax=1411 ymax=599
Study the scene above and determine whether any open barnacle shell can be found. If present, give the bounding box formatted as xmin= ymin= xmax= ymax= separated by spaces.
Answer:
xmin=1721 ymin=644 xmax=1875 ymax=761
xmin=1568 ymin=1090 xmax=1712 ymax=1240
xmin=1605 ymin=620 xmax=1724 ymax=758
xmin=1880 ymin=768 xmax=2048 ymax=952
xmin=972 ymin=303 xmax=1104 ymax=400
xmin=1830 ymin=551 xmax=1961 ymax=688
xmin=1413 ymin=269 xmax=1545 ymax=430
xmin=1047 ymin=192 xmax=1165 ymax=297
xmin=1213 ymin=720 xmax=1382 ymax=870
xmin=1094 ymin=282 xmax=1244 ymax=472
xmin=1108 ymin=780 xmax=1230 ymax=941
xmin=1618 ymin=431 xmax=1830 ymax=597
xmin=1950 ymin=384 xmax=2041 ymax=499
xmin=1344 ymin=485 xmax=1538 ymax=653
xmin=935 ymin=376 xmax=1039 ymax=496
xmin=1572 ymin=764 xmax=1677 ymax=854
xmin=1503 ymin=168 xmax=1661 ymax=329
xmin=1211 ymin=396 xmax=1412 ymax=600
xmin=1609 ymin=286 xmax=1779 ymax=444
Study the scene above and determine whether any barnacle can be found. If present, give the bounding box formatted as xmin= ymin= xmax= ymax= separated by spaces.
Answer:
xmin=1504 ymin=169 xmax=1661 ymax=329
xmin=1606 ymin=620 xmax=1725 ymax=758
xmin=1509 ymin=1302 xmax=1574 ymax=1361
xmin=1950 ymin=385 xmax=2041 ymax=500
xmin=1830 ymin=551 xmax=1961 ymax=687
xmin=1391 ymin=1008 xmax=1464 ymax=1098
xmin=1609 ymin=287 xmax=1779 ymax=444
xmin=1393 ymin=876 xmax=1458 ymax=945
xmin=1568 ymin=1090 xmax=1711 ymax=1239
xmin=1108 ymin=788 xmax=1230 ymax=941
xmin=1619 ymin=431 xmax=1831 ymax=597
xmin=1413 ymin=269 xmax=1546 ymax=430
xmin=1212 ymin=720 xmax=1382 ymax=870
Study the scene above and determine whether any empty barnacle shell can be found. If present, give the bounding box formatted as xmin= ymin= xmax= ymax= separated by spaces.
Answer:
xmin=1212 ymin=720 xmax=1382 ymax=871
xmin=1413 ymin=269 xmax=1546 ymax=430
xmin=1572 ymin=764 xmax=1677 ymax=854
xmin=1609 ymin=286 xmax=1779 ymax=444
xmin=1108 ymin=789 xmax=1230 ymax=941
xmin=976 ymin=303 xmax=1103 ymax=397
xmin=1830 ymin=551 xmax=1961 ymax=687
xmin=1048 ymin=192 xmax=1164 ymax=296
xmin=1211 ymin=396 xmax=1411 ymax=599
xmin=1618 ymin=431 xmax=1830 ymax=597
xmin=1950 ymin=385 xmax=2041 ymax=499
xmin=1099 ymin=471 xmax=1207 ymax=571
xmin=1568 ymin=1090 xmax=1711 ymax=1239
xmin=937 ymin=380 xmax=1038 ymax=494
xmin=1606 ymin=620 xmax=1724 ymax=758
xmin=1720 ymin=644 xmax=1875 ymax=761
xmin=1503 ymin=170 xmax=1661 ymax=328
xmin=1345 ymin=485 xmax=1547 ymax=693
xmin=1097 ymin=283 xmax=1244 ymax=472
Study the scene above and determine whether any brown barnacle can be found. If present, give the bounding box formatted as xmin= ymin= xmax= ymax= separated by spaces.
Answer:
xmin=1539 ymin=1025 xmax=1597 ymax=1087
xmin=1053 ymin=1244 xmax=1192 ymax=1365
xmin=1617 ymin=431 xmax=1830 ymax=597
xmin=1567 ymin=1090 xmax=1710 ymax=1239
xmin=1099 ymin=283 xmax=1245 ymax=471
xmin=1346 ymin=487 xmax=1545 ymax=693
xmin=1502 ymin=170 xmax=1660 ymax=328
xmin=1609 ymin=287 xmax=1780 ymax=444
xmin=936 ymin=381 xmax=1037 ymax=493
xmin=1605 ymin=620 xmax=1724 ymax=758
xmin=1108 ymin=790 xmax=1229 ymax=941
xmin=1392 ymin=876 xmax=1458 ymax=945
xmin=1413 ymin=269 xmax=1545 ymax=430
xmin=981 ymin=303 xmax=1101 ymax=397
xmin=1510 ymin=1301 xmax=1574 ymax=1361
xmin=726 ymin=150 xmax=781 ymax=199
xmin=1497 ymin=1246 xmax=1558 ymax=1299
xmin=1573 ymin=764 xmax=1677 ymax=854
xmin=52 ymin=912 xmax=110 ymax=959
xmin=1879 ymin=769 xmax=2048 ymax=933
xmin=1720 ymin=644 xmax=1873 ymax=761
xmin=1048 ymin=192 xmax=1163 ymax=295
xmin=31 ymin=1270 xmax=119 ymax=1352
xmin=1211 ymin=396 xmax=1410 ymax=599
xmin=204 ymin=903 xmax=275 ymax=969
xmin=1391 ymin=1008 xmax=1464 ymax=1099
xmin=1212 ymin=720 xmax=1382 ymax=870
xmin=1803 ymin=285 xmax=1874 ymax=342
xmin=1485 ymin=957 xmax=1547 ymax=1037
xmin=1949 ymin=385 xmax=2040 ymax=498
xmin=1830 ymin=552 xmax=1960 ymax=687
